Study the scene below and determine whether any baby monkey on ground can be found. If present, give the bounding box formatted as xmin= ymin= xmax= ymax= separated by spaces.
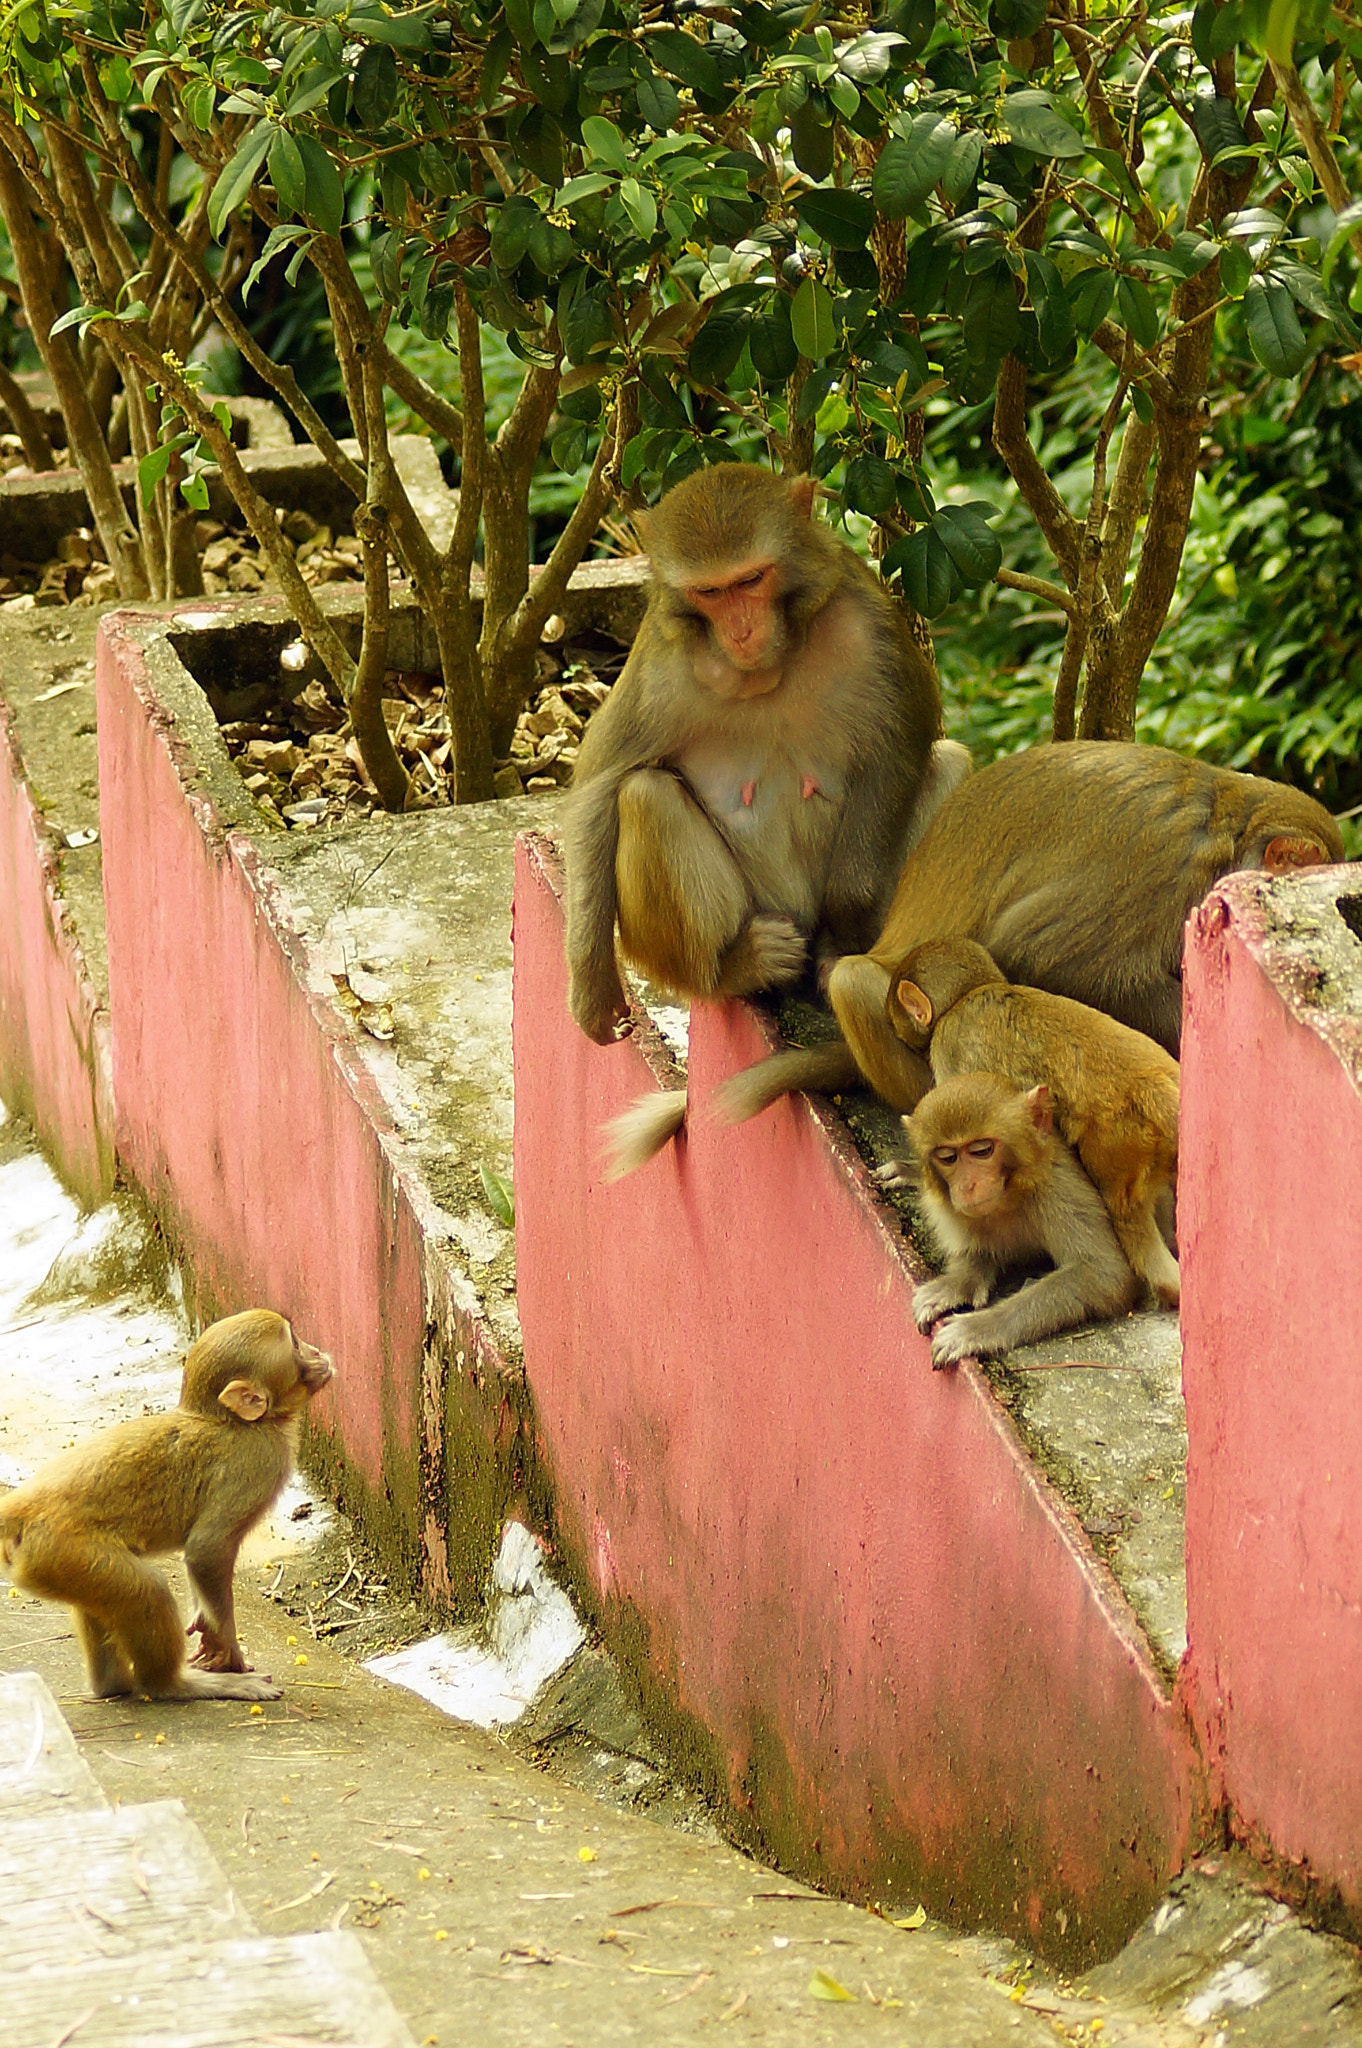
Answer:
xmin=885 ymin=938 xmax=1180 ymax=1306
xmin=886 ymin=1075 xmax=1139 ymax=1369
xmin=0 ymin=1309 xmax=332 ymax=1702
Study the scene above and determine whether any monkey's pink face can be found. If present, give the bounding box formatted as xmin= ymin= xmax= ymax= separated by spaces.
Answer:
xmin=684 ymin=562 xmax=785 ymax=678
xmin=934 ymin=1141 xmax=1010 ymax=1218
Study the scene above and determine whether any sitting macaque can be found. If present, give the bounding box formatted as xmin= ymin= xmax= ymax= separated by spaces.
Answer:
xmin=888 ymin=1074 xmax=1139 ymax=1369
xmin=716 ymin=740 xmax=1343 ymax=1128
xmin=0 ymin=1310 xmax=332 ymax=1702
xmin=564 ymin=462 xmax=969 ymax=1173
xmin=885 ymin=938 xmax=1180 ymax=1306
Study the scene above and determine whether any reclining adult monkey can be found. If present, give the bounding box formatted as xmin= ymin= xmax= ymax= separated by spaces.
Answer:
xmin=563 ymin=461 xmax=970 ymax=1174
xmin=715 ymin=740 xmax=1345 ymax=1128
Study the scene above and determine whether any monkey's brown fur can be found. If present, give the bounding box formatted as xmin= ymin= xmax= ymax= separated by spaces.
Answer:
xmin=716 ymin=740 xmax=1343 ymax=1130
xmin=0 ymin=1309 xmax=332 ymax=1702
xmin=889 ymin=1074 xmax=1139 ymax=1368
xmin=888 ymin=938 xmax=1180 ymax=1305
xmin=565 ymin=464 xmax=963 ymax=1049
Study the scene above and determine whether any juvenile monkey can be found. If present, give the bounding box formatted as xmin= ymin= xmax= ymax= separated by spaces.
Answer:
xmin=885 ymin=938 xmax=1180 ymax=1305
xmin=716 ymin=740 xmax=1343 ymax=1127
xmin=565 ymin=463 xmax=968 ymax=1170
xmin=0 ymin=1310 xmax=332 ymax=1702
xmin=889 ymin=1074 xmax=1139 ymax=1369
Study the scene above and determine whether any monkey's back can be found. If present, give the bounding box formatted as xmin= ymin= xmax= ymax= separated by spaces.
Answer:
xmin=932 ymin=984 xmax=1179 ymax=1154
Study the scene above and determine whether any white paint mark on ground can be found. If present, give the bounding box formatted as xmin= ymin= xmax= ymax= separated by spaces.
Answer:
xmin=1183 ymin=1960 xmax=1271 ymax=2025
xmin=366 ymin=1521 xmax=584 ymax=1727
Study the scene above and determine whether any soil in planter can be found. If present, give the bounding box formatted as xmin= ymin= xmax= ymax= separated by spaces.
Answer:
xmin=0 ymin=504 xmax=366 ymax=612
xmin=214 ymin=627 xmax=630 ymax=829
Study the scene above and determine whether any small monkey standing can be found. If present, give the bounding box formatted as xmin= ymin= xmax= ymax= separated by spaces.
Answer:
xmin=564 ymin=462 xmax=967 ymax=1172
xmin=0 ymin=1309 xmax=332 ymax=1703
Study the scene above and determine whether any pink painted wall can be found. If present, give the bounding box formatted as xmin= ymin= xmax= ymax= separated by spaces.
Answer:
xmin=95 ymin=614 xmax=425 ymax=1545
xmin=514 ymin=833 xmax=1196 ymax=1964
xmin=1180 ymin=868 xmax=1362 ymax=1910
xmin=0 ymin=692 xmax=113 ymax=1206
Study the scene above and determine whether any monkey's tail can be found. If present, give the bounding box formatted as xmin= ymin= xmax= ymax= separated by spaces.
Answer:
xmin=601 ymin=1089 xmax=688 ymax=1181
xmin=711 ymin=1040 xmax=861 ymax=1127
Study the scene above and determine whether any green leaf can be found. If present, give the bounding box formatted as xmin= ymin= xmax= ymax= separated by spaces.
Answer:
xmin=1219 ymin=241 xmax=1253 ymax=297
xmin=989 ymin=0 xmax=1046 ymax=35
xmin=618 ymin=178 xmax=658 ymax=240
xmin=838 ymin=31 xmax=903 ymax=83
xmin=940 ymin=131 xmax=983 ymax=207
xmin=932 ymin=502 xmax=1001 ymax=585
xmin=565 ymin=286 xmax=616 ymax=363
xmin=182 ymin=76 xmax=216 ymax=130
xmin=873 ymin=114 xmax=957 ymax=217
xmin=1116 ymin=273 xmax=1159 ymax=348
xmin=49 ymin=303 xmax=109 ymax=337
xmin=1066 ymin=265 xmax=1115 ymax=337
xmin=1166 ymin=230 xmax=1220 ymax=277
xmin=962 ymin=265 xmax=1018 ymax=365
xmin=895 ymin=526 xmax=959 ymax=616
xmin=137 ymin=439 xmax=183 ymax=508
xmin=1192 ymin=92 xmax=1251 ymax=170
xmin=208 ymin=122 xmax=274 ymax=239
xmin=790 ymin=99 xmax=834 ymax=182
xmin=635 ymin=71 xmax=680 ymax=131
xmin=526 ymin=214 xmax=575 ymax=275
xmin=1322 ymin=198 xmax=1362 ymax=288
xmin=295 ymin=132 xmax=344 ymax=237
xmin=352 ymin=42 xmax=398 ymax=129
xmin=581 ymin=114 xmax=629 ymax=171
xmin=180 ymin=467 xmax=211 ymax=511
xmin=748 ymin=295 xmax=798 ymax=383
xmin=790 ymin=276 xmax=835 ymax=360
xmin=1001 ymin=90 xmax=1085 ymax=159
xmin=551 ymin=420 xmax=588 ymax=472
xmin=1131 ymin=384 xmax=1154 ymax=423
xmin=1271 ymin=257 xmax=1357 ymax=335
xmin=348 ymin=7 xmax=433 ymax=51
xmin=842 ymin=453 xmax=896 ymax=515
xmin=647 ymin=27 xmax=722 ymax=95
xmin=903 ymin=229 xmax=950 ymax=315
xmin=1243 ymin=273 xmax=1309 ymax=373
xmin=621 ymin=428 xmax=659 ymax=489
xmin=795 ymin=187 xmax=873 ymax=251
xmin=491 ymin=197 xmax=538 ymax=270
xmin=269 ymin=130 xmax=307 ymax=218
xmin=1024 ymin=250 xmax=1074 ymax=361
xmin=688 ymin=291 xmax=753 ymax=384
xmin=100 ymin=52 xmax=134 ymax=102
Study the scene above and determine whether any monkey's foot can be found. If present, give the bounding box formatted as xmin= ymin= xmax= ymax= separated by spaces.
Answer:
xmin=716 ymin=916 xmax=806 ymax=996
xmin=928 ymin=1313 xmax=1004 ymax=1369
xmin=168 ymin=1668 xmax=282 ymax=1703
xmin=911 ymin=1280 xmax=977 ymax=1332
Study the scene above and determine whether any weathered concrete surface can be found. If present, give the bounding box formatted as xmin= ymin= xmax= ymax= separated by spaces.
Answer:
xmin=1180 ymin=865 xmax=1362 ymax=1925
xmin=513 ymin=831 xmax=1198 ymax=1971
xmin=0 ymin=607 xmax=113 ymax=1202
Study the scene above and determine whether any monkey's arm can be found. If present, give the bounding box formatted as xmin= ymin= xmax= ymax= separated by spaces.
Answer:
xmin=184 ymin=1517 xmax=255 ymax=1672
xmin=563 ymin=772 xmax=630 ymax=1043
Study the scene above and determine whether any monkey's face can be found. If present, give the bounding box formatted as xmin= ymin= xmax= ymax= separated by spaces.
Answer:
xmin=275 ymin=1327 xmax=334 ymax=1414
xmin=931 ymin=1140 xmax=1012 ymax=1219
xmin=681 ymin=561 xmax=788 ymax=687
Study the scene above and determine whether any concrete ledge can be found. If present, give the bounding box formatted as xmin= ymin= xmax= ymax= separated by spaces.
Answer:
xmin=1180 ymin=864 xmax=1362 ymax=1922
xmin=0 ymin=610 xmax=113 ymax=1204
xmin=512 ymin=831 xmax=1199 ymax=1969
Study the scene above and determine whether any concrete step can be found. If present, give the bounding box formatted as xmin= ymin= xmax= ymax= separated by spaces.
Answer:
xmin=0 ymin=1671 xmax=415 ymax=2047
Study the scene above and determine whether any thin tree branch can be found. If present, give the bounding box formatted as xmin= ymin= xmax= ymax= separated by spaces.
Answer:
xmin=992 ymin=354 xmax=1082 ymax=588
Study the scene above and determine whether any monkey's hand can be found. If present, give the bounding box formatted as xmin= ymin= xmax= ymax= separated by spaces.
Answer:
xmin=873 ymin=1158 xmax=914 ymax=1192
xmin=912 ymin=1276 xmax=988 ymax=1331
xmin=928 ymin=1312 xmax=1003 ymax=1370
xmin=187 ymin=1615 xmax=251 ymax=1673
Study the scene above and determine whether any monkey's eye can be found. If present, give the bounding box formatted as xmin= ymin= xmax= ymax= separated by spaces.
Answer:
xmin=932 ymin=1147 xmax=959 ymax=1167
xmin=966 ymin=1140 xmax=996 ymax=1161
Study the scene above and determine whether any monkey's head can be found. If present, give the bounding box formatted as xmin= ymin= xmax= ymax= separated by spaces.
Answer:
xmin=638 ymin=465 xmax=839 ymax=690
xmin=887 ymin=939 xmax=1005 ymax=1047
xmin=180 ymin=1310 xmax=334 ymax=1425
xmin=907 ymin=1074 xmax=1053 ymax=1219
xmin=1228 ymin=779 xmax=1344 ymax=875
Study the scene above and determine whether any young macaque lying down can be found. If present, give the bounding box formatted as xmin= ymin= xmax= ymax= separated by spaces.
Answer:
xmin=0 ymin=1309 xmax=332 ymax=1701
xmin=880 ymin=1074 xmax=1138 ymax=1370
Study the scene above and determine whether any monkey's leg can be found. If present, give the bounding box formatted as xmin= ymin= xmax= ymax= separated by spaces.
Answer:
xmin=73 ymin=1611 xmax=135 ymax=1698
xmin=1107 ymin=1198 xmax=1181 ymax=1308
xmin=827 ymin=955 xmax=933 ymax=1110
xmin=1080 ymin=1147 xmax=1181 ymax=1308
xmin=616 ymin=770 xmax=804 ymax=997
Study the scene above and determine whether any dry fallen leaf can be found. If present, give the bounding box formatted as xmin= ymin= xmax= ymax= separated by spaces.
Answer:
xmin=894 ymin=1904 xmax=927 ymax=1930
xmin=809 ymin=1967 xmax=856 ymax=2002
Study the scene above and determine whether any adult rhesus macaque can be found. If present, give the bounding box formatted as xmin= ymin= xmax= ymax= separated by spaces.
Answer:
xmin=0 ymin=1310 xmax=332 ymax=1702
xmin=884 ymin=1074 xmax=1139 ymax=1368
xmin=564 ymin=463 xmax=968 ymax=1172
xmin=716 ymin=741 xmax=1343 ymax=1128
xmin=886 ymin=938 xmax=1180 ymax=1305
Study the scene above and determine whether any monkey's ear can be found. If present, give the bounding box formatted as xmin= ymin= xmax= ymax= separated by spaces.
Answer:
xmin=787 ymin=477 xmax=820 ymax=520
xmin=1263 ymin=835 xmax=1328 ymax=873
xmin=1025 ymin=1084 xmax=1054 ymax=1136
xmin=218 ymin=1379 xmax=271 ymax=1423
xmin=894 ymin=979 xmax=934 ymax=1031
